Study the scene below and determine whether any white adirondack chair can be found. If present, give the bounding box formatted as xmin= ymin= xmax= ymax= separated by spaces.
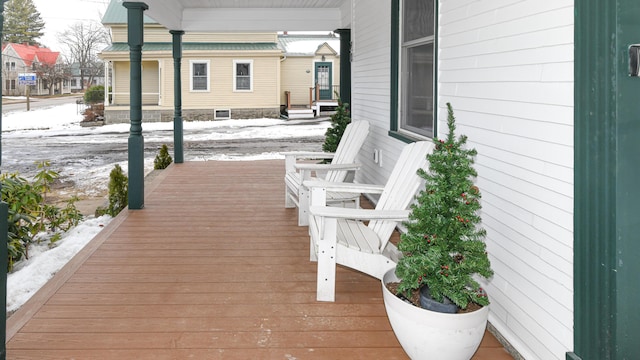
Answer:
xmin=284 ymin=120 xmax=370 ymax=226
xmin=305 ymin=141 xmax=434 ymax=302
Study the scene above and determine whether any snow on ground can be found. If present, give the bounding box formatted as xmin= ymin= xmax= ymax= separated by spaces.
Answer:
xmin=3 ymin=103 xmax=330 ymax=198
xmin=7 ymin=216 xmax=112 ymax=312
xmin=3 ymin=101 xmax=331 ymax=313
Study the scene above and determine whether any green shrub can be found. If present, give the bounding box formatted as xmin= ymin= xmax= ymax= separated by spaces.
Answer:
xmin=322 ymin=100 xmax=351 ymax=162
xmin=106 ymin=164 xmax=128 ymax=217
xmin=83 ymin=85 xmax=105 ymax=104
xmin=154 ymin=144 xmax=173 ymax=170
xmin=1 ymin=161 xmax=83 ymax=271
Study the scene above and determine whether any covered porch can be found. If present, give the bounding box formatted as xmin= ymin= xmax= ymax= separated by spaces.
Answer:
xmin=5 ymin=161 xmax=511 ymax=359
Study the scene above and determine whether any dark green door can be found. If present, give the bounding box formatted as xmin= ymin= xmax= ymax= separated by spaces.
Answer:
xmin=571 ymin=1 xmax=640 ymax=359
xmin=315 ymin=62 xmax=332 ymax=100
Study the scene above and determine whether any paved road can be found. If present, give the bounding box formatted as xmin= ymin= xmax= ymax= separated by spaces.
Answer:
xmin=2 ymin=101 xmax=328 ymax=208
xmin=2 ymin=94 xmax=83 ymax=114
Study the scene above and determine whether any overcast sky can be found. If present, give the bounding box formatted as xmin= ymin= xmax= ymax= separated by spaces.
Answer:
xmin=32 ymin=0 xmax=110 ymax=51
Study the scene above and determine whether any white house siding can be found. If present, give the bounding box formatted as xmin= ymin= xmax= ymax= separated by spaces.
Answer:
xmin=350 ymin=0 xmax=405 ymax=187
xmin=438 ymin=1 xmax=574 ymax=359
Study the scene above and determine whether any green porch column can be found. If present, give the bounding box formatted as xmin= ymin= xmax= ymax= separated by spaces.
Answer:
xmin=335 ymin=29 xmax=351 ymax=106
xmin=0 ymin=4 xmax=9 ymax=360
xmin=123 ymin=1 xmax=148 ymax=210
xmin=570 ymin=0 xmax=640 ymax=359
xmin=170 ymin=30 xmax=184 ymax=164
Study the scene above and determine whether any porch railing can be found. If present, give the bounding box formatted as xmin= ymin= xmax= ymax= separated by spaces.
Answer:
xmin=309 ymin=84 xmax=340 ymax=108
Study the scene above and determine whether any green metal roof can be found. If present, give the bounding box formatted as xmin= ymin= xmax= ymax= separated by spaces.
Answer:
xmin=102 ymin=42 xmax=281 ymax=52
xmin=102 ymin=0 xmax=158 ymax=24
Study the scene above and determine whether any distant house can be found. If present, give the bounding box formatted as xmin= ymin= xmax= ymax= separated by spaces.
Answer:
xmin=99 ymin=0 xmax=284 ymax=123
xmin=69 ymin=63 xmax=105 ymax=92
xmin=99 ymin=0 xmax=339 ymax=123
xmin=1 ymin=43 xmax=70 ymax=96
xmin=279 ymin=34 xmax=340 ymax=118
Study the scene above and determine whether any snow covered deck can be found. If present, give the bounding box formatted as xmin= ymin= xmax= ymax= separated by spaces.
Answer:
xmin=5 ymin=160 xmax=511 ymax=359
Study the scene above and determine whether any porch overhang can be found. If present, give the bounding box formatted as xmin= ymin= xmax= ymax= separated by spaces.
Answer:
xmin=137 ymin=0 xmax=350 ymax=32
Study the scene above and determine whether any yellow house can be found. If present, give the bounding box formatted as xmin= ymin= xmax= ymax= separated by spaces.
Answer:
xmin=279 ymin=34 xmax=341 ymax=118
xmin=100 ymin=0 xmax=339 ymax=123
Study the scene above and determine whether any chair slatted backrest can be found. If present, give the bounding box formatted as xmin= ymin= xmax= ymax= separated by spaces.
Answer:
xmin=368 ymin=141 xmax=434 ymax=250
xmin=324 ymin=121 xmax=370 ymax=182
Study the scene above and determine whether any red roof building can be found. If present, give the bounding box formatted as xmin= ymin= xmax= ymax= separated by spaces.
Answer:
xmin=2 ymin=42 xmax=70 ymax=96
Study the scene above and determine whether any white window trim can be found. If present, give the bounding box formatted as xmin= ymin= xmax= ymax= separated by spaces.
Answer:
xmin=190 ymin=60 xmax=210 ymax=92
xmin=233 ymin=59 xmax=253 ymax=92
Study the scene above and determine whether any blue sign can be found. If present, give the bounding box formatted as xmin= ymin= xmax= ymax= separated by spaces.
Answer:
xmin=18 ymin=73 xmax=37 ymax=86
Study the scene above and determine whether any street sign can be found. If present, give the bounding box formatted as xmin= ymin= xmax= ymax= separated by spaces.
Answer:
xmin=18 ymin=73 xmax=36 ymax=86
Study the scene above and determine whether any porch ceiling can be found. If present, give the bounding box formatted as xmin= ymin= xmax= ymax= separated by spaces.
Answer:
xmin=135 ymin=0 xmax=349 ymax=32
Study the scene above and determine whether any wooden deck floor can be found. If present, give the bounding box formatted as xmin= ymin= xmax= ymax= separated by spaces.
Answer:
xmin=6 ymin=160 xmax=513 ymax=359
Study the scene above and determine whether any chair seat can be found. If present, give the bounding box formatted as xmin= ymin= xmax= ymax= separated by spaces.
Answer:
xmin=310 ymin=217 xmax=381 ymax=255
xmin=337 ymin=219 xmax=380 ymax=254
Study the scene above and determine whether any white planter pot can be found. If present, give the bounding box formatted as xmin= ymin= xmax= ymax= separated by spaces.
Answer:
xmin=382 ymin=268 xmax=489 ymax=360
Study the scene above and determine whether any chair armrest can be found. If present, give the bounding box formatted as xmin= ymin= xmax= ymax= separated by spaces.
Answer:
xmin=283 ymin=151 xmax=335 ymax=160
xmin=304 ymin=180 xmax=386 ymax=194
xmin=294 ymin=163 xmax=361 ymax=171
xmin=309 ymin=206 xmax=410 ymax=221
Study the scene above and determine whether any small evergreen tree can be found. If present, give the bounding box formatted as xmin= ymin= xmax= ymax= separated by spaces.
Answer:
xmin=395 ymin=103 xmax=493 ymax=310
xmin=106 ymin=164 xmax=128 ymax=217
xmin=154 ymin=144 xmax=173 ymax=170
xmin=322 ymin=100 xmax=351 ymax=154
xmin=3 ymin=0 xmax=45 ymax=45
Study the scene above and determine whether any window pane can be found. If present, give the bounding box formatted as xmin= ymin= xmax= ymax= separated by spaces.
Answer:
xmin=193 ymin=77 xmax=207 ymax=90
xmin=403 ymin=0 xmax=434 ymax=42
xmin=401 ymin=42 xmax=434 ymax=138
xmin=192 ymin=63 xmax=207 ymax=90
xmin=317 ymin=65 xmax=330 ymax=90
xmin=236 ymin=63 xmax=251 ymax=90
xmin=236 ymin=63 xmax=250 ymax=76
xmin=194 ymin=63 xmax=206 ymax=76
xmin=236 ymin=76 xmax=250 ymax=90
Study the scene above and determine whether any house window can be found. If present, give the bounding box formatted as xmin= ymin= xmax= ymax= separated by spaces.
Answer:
xmin=71 ymin=79 xmax=77 ymax=87
xmin=4 ymin=80 xmax=9 ymax=90
xmin=10 ymin=80 xmax=15 ymax=90
xmin=233 ymin=60 xmax=252 ymax=91
xmin=391 ymin=0 xmax=436 ymax=139
xmin=190 ymin=60 xmax=210 ymax=91
xmin=5 ymin=62 xmax=15 ymax=71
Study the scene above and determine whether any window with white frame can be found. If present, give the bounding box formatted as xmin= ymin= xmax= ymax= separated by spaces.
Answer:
xmin=190 ymin=60 xmax=210 ymax=91
xmin=233 ymin=60 xmax=252 ymax=91
xmin=395 ymin=0 xmax=436 ymax=139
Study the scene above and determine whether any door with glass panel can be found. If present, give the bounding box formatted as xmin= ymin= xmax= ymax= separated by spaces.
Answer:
xmin=314 ymin=62 xmax=332 ymax=100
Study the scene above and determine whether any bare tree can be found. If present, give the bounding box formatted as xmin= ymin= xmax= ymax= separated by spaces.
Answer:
xmin=58 ymin=21 xmax=109 ymax=91
xmin=33 ymin=61 xmax=71 ymax=95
